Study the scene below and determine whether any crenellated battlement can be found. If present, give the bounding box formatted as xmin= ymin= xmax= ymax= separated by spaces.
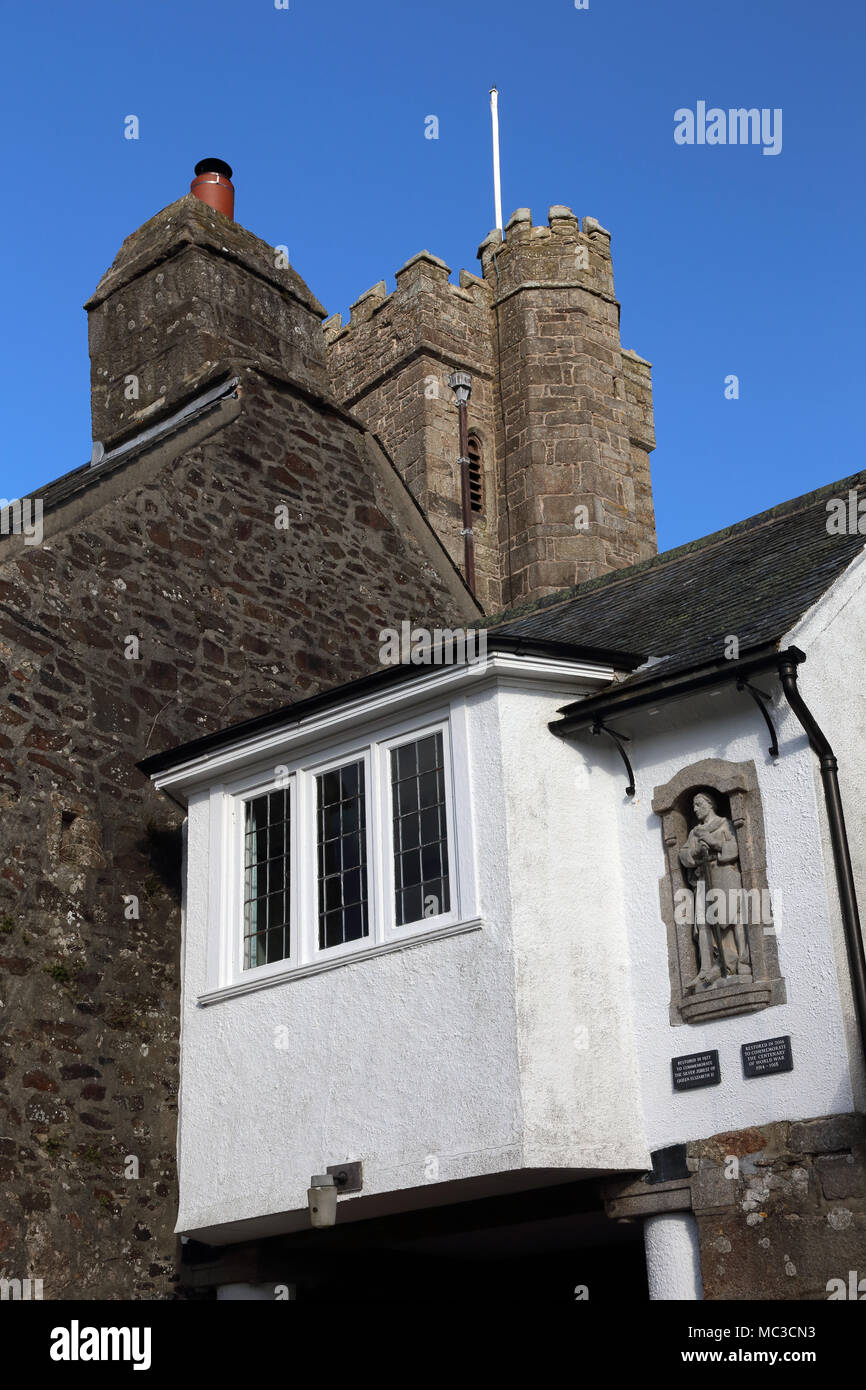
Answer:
xmin=476 ymin=205 xmax=616 ymax=305
xmin=324 ymin=203 xmax=657 ymax=611
xmin=324 ymin=249 xmax=493 ymax=394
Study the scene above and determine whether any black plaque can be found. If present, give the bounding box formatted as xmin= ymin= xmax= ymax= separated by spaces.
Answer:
xmin=672 ymin=1049 xmax=721 ymax=1091
xmin=742 ymin=1035 xmax=793 ymax=1079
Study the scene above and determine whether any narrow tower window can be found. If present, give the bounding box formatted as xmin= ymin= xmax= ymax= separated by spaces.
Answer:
xmin=467 ymin=435 xmax=484 ymax=514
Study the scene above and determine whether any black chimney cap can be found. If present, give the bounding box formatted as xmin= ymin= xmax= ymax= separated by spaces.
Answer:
xmin=194 ymin=158 xmax=233 ymax=179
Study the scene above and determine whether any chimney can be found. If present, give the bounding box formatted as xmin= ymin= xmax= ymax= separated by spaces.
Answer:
xmin=190 ymin=158 xmax=235 ymax=220
xmin=85 ymin=161 xmax=329 ymax=451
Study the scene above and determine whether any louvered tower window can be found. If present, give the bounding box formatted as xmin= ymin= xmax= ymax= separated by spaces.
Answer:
xmin=467 ymin=434 xmax=484 ymax=514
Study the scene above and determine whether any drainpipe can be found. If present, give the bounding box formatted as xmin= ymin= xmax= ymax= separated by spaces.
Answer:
xmin=448 ymin=371 xmax=476 ymax=597
xmin=778 ymin=651 xmax=866 ymax=1064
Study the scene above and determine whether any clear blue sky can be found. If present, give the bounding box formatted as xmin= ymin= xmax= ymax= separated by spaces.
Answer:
xmin=1 ymin=0 xmax=863 ymax=551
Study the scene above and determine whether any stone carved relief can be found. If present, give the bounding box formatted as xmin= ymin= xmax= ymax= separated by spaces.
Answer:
xmin=679 ymin=791 xmax=752 ymax=991
xmin=653 ymin=759 xmax=786 ymax=1025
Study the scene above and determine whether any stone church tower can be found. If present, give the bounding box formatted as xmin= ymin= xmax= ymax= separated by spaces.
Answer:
xmin=325 ymin=205 xmax=657 ymax=611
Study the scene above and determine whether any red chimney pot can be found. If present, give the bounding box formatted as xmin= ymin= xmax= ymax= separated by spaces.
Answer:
xmin=190 ymin=159 xmax=234 ymax=220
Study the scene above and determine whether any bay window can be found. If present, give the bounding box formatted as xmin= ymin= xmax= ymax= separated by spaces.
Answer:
xmin=221 ymin=716 xmax=468 ymax=989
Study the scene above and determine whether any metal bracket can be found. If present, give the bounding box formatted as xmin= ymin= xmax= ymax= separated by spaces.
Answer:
xmin=591 ymin=721 xmax=635 ymax=797
xmin=737 ymin=679 xmax=779 ymax=758
xmin=326 ymin=1160 xmax=363 ymax=1194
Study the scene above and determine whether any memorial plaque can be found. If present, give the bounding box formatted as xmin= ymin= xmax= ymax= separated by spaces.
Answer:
xmin=741 ymin=1035 xmax=793 ymax=1079
xmin=671 ymin=1049 xmax=721 ymax=1091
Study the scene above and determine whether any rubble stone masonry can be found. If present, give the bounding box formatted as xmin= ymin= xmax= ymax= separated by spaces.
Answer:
xmin=690 ymin=1113 xmax=866 ymax=1300
xmin=0 ymin=196 xmax=475 ymax=1299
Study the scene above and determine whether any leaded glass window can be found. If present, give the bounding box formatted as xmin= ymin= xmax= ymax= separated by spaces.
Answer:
xmin=243 ymin=788 xmax=291 ymax=968
xmin=390 ymin=732 xmax=450 ymax=926
xmin=317 ymin=760 xmax=369 ymax=949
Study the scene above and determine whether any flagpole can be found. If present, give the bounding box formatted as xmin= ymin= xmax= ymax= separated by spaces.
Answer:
xmin=490 ymin=86 xmax=503 ymax=232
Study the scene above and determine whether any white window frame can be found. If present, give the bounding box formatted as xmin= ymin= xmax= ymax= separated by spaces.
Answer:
xmin=229 ymin=770 xmax=300 ymax=987
xmin=212 ymin=704 xmax=475 ymax=994
xmin=304 ymin=742 xmax=377 ymax=967
xmin=377 ymin=719 xmax=459 ymax=939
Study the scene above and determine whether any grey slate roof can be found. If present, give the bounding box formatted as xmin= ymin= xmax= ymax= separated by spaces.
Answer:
xmin=141 ymin=469 xmax=865 ymax=777
xmin=487 ymin=467 xmax=866 ymax=688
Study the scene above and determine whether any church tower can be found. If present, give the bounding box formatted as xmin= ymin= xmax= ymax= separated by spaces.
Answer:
xmin=325 ymin=205 xmax=657 ymax=611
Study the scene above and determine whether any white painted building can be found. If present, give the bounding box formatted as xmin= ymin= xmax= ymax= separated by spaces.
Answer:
xmin=143 ymin=477 xmax=866 ymax=1302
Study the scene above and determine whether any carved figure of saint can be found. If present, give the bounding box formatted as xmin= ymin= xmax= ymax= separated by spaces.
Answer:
xmin=678 ymin=791 xmax=752 ymax=991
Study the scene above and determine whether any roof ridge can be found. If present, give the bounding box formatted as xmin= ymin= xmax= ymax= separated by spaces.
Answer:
xmin=485 ymin=465 xmax=866 ymax=629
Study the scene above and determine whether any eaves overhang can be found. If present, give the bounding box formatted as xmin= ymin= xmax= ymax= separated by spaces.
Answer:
xmin=549 ymin=642 xmax=803 ymax=739
xmin=138 ymin=635 xmax=645 ymax=801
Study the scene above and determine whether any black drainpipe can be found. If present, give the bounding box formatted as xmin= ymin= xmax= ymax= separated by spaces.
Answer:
xmin=778 ymin=651 xmax=866 ymax=1064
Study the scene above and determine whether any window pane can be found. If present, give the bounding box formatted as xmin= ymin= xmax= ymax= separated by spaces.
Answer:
xmin=398 ymin=884 xmax=424 ymax=927
xmin=244 ymin=788 xmax=291 ymax=969
xmin=391 ymin=733 xmax=450 ymax=926
xmin=398 ymin=777 xmax=419 ymax=816
xmin=396 ymin=742 xmax=417 ymax=780
xmin=317 ymin=759 xmax=369 ymax=949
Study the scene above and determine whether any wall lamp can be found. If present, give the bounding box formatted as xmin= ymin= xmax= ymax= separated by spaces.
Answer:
xmin=307 ymin=1161 xmax=363 ymax=1229
xmin=307 ymin=1174 xmax=337 ymax=1229
xmin=448 ymin=369 xmax=472 ymax=406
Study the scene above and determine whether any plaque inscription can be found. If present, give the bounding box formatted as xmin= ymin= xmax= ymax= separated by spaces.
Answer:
xmin=672 ymin=1048 xmax=721 ymax=1091
xmin=741 ymin=1035 xmax=793 ymax=1079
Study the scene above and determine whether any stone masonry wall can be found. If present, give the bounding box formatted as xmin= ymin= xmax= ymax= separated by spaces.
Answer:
xmin=326 ymin=207 xmax=658 ymax=614
xmin=325 ymin=254 xmax=502 ymax=610
xmin=0 ymin=367 xmax=472 ymax=1300
xmin=478 ymin=208 xmax=656 ymax=605
xmin=690 ymin=1113 xmax=866 ymax=1300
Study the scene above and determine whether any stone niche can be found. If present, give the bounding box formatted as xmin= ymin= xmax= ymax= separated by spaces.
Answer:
xmin=653 ymin=759 xmax=786 ymax=1026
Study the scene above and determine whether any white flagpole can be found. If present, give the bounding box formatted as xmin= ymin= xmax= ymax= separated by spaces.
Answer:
xmin=490 ymin=86 xmax=503 ymax=232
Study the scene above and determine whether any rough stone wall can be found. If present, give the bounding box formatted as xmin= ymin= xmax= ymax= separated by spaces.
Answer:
xmin=0 ymin=368 xmax=472 ymax=1300
xmin=326 ymin=208 xmax=657 ymax=613
xmin=86 ymin=195 xmax=330 ymax=451
xmin=325 ymin=254 xmax=502 ymax=610
xmin=691 ymin=1113 xmax=866 ymax=1300
xmin=478 ymin=208 xmax=656 ymax=605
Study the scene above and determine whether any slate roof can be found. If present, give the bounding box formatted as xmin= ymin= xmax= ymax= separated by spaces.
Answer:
xmin=28 ymin=377 xmax=240 ymax=517
xmin=487 ymin=467 xmax=866 ymax=689
xmin=143 ymin=467 xmax=866 ymax=777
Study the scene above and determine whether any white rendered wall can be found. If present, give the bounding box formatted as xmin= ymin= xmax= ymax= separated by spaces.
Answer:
xmin=608 ymin=685 xmax=854 ymax=1153
xmin=174 ymin=607 xmax=861 ymax=1241
xmin=785 ymin=547 xmax=866 ymax=1108
xmin=175 ymin=677 xmax=650 ymax=1242
xmin=491 ymin=685 xmax=648 ymax=1170
xmin=178 ymin=707 xmax=522 ymax=1238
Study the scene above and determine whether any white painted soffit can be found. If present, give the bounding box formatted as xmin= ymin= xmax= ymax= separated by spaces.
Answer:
xmin=148 ymin=651 xmax=617 ymax=800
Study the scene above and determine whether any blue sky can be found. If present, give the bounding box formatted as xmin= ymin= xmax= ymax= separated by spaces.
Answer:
xmin=1 ymin=0 xmax=863 ymax=551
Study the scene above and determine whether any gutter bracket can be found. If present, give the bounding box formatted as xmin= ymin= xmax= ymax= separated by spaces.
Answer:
xmin=736 ymin=679 xmax=779 ymax=758
xmin=591 ymin=721 xmax=635 ymax=798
